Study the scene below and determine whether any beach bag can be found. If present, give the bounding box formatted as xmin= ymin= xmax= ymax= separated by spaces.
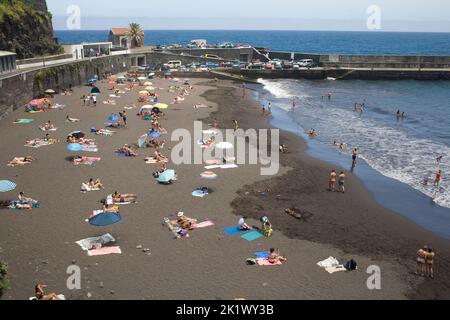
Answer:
xmin=246 ymin=258 xmax=257 ymax=265
xmin=344 ymin=259 xmax=357 ymax=271
xmin=263 ymin=228 xmax=273 ymax=237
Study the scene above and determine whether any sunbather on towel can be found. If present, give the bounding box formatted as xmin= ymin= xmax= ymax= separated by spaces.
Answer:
xmin=16 ymin=192 xmax=38 ymax=209
xmin=95 ymin=129 xmax=115 ymax=136
xmin=88 ymin=178 xmax=104 ymax=189
xmin=117 ymin=145 xmax=138 ymax=157
xmin=153 ymin=151 xmax=168 ymax=162
xmin=101 ymin=199 xmax=119 ymax=213
xmin=35 ymin=284 xmax=60 ymax=301
xmin=112 ymin=191 xmax=137 ymax=203
xmin=66 ymin=115 xmax=80 ymax=123
xmin=8 ymin=156 xmax=34 ymax=167
xmin=40 ymin=120 xmax=56 ymax=131
xmin=73 ymin=156 xmax=99 ymax=165
xmin=238 ymin=216 xmax=251 ymax=230
xmin=268 ymin=248 xmax=287 ymax=264
xmin=176 ymin=212 xmax=197 ymax=230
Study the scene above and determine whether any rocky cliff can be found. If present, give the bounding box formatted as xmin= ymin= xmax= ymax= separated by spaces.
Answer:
xmin=0 ymin=0 xmax=61 ymax=59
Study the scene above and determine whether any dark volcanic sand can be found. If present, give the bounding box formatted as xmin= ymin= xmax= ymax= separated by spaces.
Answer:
xmin=201 ymin=83 xmax=450 ymax=300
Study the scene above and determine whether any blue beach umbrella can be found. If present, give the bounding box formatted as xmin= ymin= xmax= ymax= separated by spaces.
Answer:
xmin=108 ymin=115 xmax=120 ymax=122
xmin=89 ymin=212 xmax=122 ymax=227
xmin=91 ymin=87 xmax=101 ymax=94
xmin=69 ymin=131 xmax=85 ymax=138
xmin=148 ymin=130 xmax=161 ymax=138
xmin=138 ymin=134 xmax=147 ymax=148
xmin=157 ymin=170 xmax=175 ymax=184
xmin=67 ymin=143 xmax=83 ymax=152
xmin=0 ymin=180 xmax=17 ymax=192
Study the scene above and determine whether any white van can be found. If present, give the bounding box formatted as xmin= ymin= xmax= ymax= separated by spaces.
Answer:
xmin=167 ymin=60 xmax=182 ymax=69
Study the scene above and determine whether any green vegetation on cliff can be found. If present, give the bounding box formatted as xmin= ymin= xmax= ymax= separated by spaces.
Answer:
xmin=0 ymin=0 xmax=61 ymax=59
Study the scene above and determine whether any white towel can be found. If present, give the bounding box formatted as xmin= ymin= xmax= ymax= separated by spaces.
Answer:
xmin=205 ymin=164 xmax=238 ymax=170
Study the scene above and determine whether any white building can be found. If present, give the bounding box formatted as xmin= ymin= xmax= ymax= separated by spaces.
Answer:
xmin=62 ymin=42 xmax=113 ymax=60
xmin=0 ymin=51 xmax=17 ymax=74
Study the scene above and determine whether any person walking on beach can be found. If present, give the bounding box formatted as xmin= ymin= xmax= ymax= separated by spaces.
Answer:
xmin=120 ymin=110 xmax=127 ymax=126
xmin=92 ymin=95 xmax=97 ymax=107
xmin=268 ymin=103 xmax=272 ymax=114
xmin=81 ymin=95 xmax=86 ymax=106
xmin=262 ymin=104 xmax=266 ymax=116
xmin=434 ymin=170 xmax=442 ymax=187
xmin=292 ymin=97 xmax=296 ymax=111
xmin=426 ymin=247 xmax=435 ymax=279
xmin=329 ymin=170 xmax=337 ymax=191
xmin=338 ymin=172 xmax=346 ymax=193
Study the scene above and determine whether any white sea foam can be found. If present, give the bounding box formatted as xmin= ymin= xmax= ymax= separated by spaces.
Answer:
xmin=261 ymin=80 xmax=450 ymax=208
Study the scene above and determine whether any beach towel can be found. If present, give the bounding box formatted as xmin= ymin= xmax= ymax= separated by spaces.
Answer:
xmin=255 ymin=251 xmax=270 ymax=259
xmin=50 ymin=104 xmax=65 ymax=110
xmin=241 ymin=230 xmax=264 ymax=241
xmin=81 ymin=145 xmax=98 ymax=152
xmin=87 ymin=246 xmax=122 ymax=256
xmin=1 ymin=200 xmax=40 ymax=210
xmin=204 ymin=159 xmax=222 ymax=165
xmin=109 ymin=94 xmax=120 ymax=98
xmin=193 ymin=220 xmax=215 ymax=229
xmin=95 ymin=129 xmax=115 ymax=136
xmin=25 ymin=139 xmax=57 ymax=148
xmin=74 ymin=157 xmax=101 ymax=166
xmin=75 ymin=233 xmax=116 ymax=251
xmin=256 ymin=258 xmax=282 ymax=266
xmin=205 ymin=164 xmax=238 ymax=170
xmin=116 ymin=151 xmax=136 ymax=157
xmin=145 ymin=157 xmax=168 ymax=164
xmin=224 ymin=226 xmax=249 ymax=236
xmin=192 ymin=189 xmax=208 ymax=198
xmin=13 ymin=119 xmax=34 ymax=124
xmin=81 ymin=183 xmax=101 ymax=193
xmin=317 ymin=257 xmax=346 ymax=274
xmin=39 ymin=126 xmax=57 ymax=131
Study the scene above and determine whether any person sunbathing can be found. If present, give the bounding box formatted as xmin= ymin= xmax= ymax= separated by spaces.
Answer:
xmin=203 ymin=136 xmax=215 ymax=146
xmin=176 ymin=212 xmax=197 ymax=230
xmin=268 ymin=248 xmax=287 ymax=264
xmin=73 ymin=156 xmax=88 ymax=165
xmin=8 ymin=156 xmax=34 ymax=166
xmin=112 ymin=191 xmax=137 ymax=203
xmin=238 ymin=216 xmax=251 ymax=230
xmin=154 ymin=151 xmax=167 ymax=163
xmin=280 ymin=144 xmax=289 ymax=153
xmin=118 ymin=145 xmax=138 ymax=157
xmin=88 ymin=178 xmax=103 ymax=189
xmin=35 ymin=284 xmax=60 ymax=301
xmin=42 ymin=121 xmax=55 ymax=131
xmin=15 ymin=192 xmax=37 ymax=209
xmin=66 ymin=115 xmax=80 ymax=123
xmin=101 ymin=199 xmax=119 ymax=213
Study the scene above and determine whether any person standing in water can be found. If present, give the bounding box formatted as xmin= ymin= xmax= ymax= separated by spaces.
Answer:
xmin=434 ymin=170 xmax=442 ymax=187
xmin=268 ymin=103 xmax=272 ymax=114
xmin=292 ymin=97 xmax=296 ymax=111
xmin=436 ymin=155 xmax=443 ymax=165
xmin=352 ymin=148 xmax=359 ymax=168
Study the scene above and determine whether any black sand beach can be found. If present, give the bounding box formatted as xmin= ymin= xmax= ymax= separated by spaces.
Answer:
xmin=0 ymin=75 xmax=448 ymax=300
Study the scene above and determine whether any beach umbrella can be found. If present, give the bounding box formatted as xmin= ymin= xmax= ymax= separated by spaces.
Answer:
xmin=145 ymin=86 xmax=155 ymax=91
xmin=200 ymin=171 xmax=218 ymax=180
xmin=91 ymin=87 xmax=101 ymax=94
xmin=108 ymin=115 xmax=120 ymax=122
xmin=88 ymin=212 xmax=122 ymax=227
xmin=154 ymin=103 xmax=168 ymax=109
xmin=139 ymin=90 xmax=149 ymax=96
xmin=149 ymin=73 xmax=155 ymax=77
xmin=0 ymin=180 xmax=17 ymax=192
xmin=151 ymin=107 xmax=161 ymax=114
xmin=157 ymin=170 xmax=176 ymax=184
xmin=216 ymin=142 xmax=234 ymax=150
xmin=148 ymin=130 xmax=161 ymax=138
xmin=69 ymin=131 xmax=85 ymax=139
xmin=67 ymin=143 xmax=83 ymax=152
xmin=138 ymin=134 xmax=148 ymax=148
xmin=144 ymin=81 xmax=153 ymax=86
xmin=45 ymin=89 xmax=55 ymax=94
xmin=138 ymin=76 xmax=147 ymax=81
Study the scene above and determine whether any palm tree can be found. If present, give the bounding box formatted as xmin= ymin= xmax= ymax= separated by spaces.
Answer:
xmin=127 ymin=23 xmax=144 ymax=48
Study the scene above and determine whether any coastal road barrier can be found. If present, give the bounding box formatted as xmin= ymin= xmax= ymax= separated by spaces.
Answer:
xmin=16 ymin=54 xmax=74 ymax=67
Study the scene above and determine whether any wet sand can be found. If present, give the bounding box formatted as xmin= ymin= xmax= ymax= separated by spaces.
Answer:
xmin=0 ymin=76 xmax=444 ymax=300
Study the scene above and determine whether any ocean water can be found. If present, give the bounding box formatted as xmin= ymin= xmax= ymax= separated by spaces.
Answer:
xmin=54 ymin=30 xmax=450 ymax=55
xmin=258 ymin=79 xmax=450 ymax=209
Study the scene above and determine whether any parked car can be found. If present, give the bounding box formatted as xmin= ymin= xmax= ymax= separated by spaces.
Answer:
xmin=282 ymin=60 xmax=293 ymax=69
xmin=265 ymin=63 xmax=274 ymax=70
xmin=205 ymin=62 xmax=219 ymax=68
xmin=298 ymin=59 xmax=317 ymax=68
xmin=248 ymin=63 xmax=265 ymax=70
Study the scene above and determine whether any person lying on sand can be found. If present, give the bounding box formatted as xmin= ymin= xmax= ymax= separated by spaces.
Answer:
xmin=94 ymin=128 xmax=115 ymax=136
xmin=35 ymin=284 xmax=60 ymax=301
xmin=201 ymin=136 xmax=216 ymax=147
xmin=176 ymin=212 xmax=197 ymax=230
xmin=41 ymin=121 xmax=55 ymax=131
xmin=8 ymin=156 xmax=34 ymax=167
xmin=154 ymin=151 xmax=168 ymax=163
xmin=146 ymin=139 xmax=165 ymax=149
xmin=101 ymin=199 xmax=119 ymax=213
xmin=73 ymin=156 xmax=100 ymax=165
xmin=66 ymin=115 xmax=80 ymax=123
xmin=112 ymin=191 xmax=137 ymax=203
xmin=88 ymin=178 xmax=103 ymax=189
xmin=279 ymin=144 xmax=289 ymax=153
xmin=117 ymin=145 xmax=138 ymax=157
xmin=15 ymin=192 xmax=38 ymax=209
xmin=268 ymin=248 xmax=287 ymax=264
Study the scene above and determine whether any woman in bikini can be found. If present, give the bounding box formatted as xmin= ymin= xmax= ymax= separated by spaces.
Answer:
xmin=112 ymin=191 xmax=137 ymax=203
xmin=268 ymin=248 xmax=287 ymax=264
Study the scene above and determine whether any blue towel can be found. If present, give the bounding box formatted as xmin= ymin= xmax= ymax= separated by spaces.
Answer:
xmin=241 ymin=231 xmax=264 ymax=241
xmin=255 ymin=251 xmax=270 ymax=259
xmin=223 ymin=226 xmax=249 ymax=236
xmin=192 ymin=190 xmax=208 ymax=198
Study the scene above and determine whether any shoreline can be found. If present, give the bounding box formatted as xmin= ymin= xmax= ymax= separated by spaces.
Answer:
xmin=201 ymin=81 xmax=450 ymax=299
